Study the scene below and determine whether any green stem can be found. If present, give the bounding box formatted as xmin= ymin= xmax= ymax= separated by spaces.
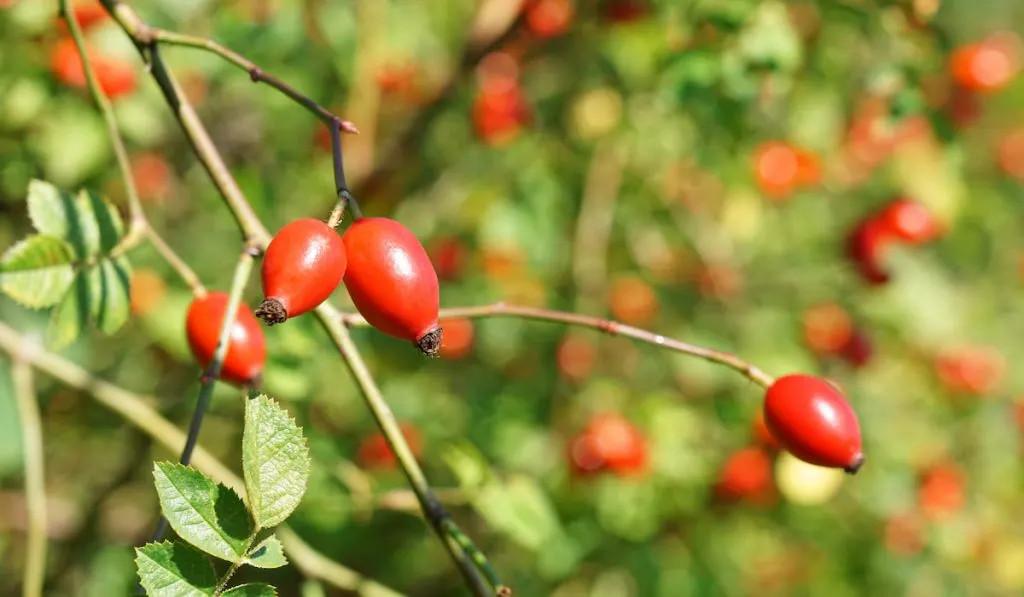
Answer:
xmin=0 ymin=321 xmax=404 ymax=597
xmin=316 ymin=310 xmax=495 ymax=596
xmin=12 ymin=358 xmax=46 ymax=597
xmin=150 ymin=247 xmax=258 ymax=544
xmin=214 ymin=525 xmax=259 ymax=596
xmin=59 ymin=0 xmax=143 ymax=228
xmin=344 ymin=303 xmax=776 ymax=388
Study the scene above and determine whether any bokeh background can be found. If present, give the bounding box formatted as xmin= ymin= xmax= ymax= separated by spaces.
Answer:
xmin=2 ymin=0 xmax=1024 ymax=595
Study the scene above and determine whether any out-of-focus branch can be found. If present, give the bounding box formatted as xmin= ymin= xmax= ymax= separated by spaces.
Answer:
xmin=12 ymin=357 xmax=46 ymax=597
xmin=0 ymin=321 xmax=404 ymax=597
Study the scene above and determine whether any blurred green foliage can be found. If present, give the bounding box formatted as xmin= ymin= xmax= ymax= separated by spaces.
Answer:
xmin=2 ymin=0 xmax=1024 ymax=595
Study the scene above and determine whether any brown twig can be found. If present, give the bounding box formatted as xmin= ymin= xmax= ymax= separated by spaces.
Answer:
xmin=343 ymin=303 xmax=776 ymax=388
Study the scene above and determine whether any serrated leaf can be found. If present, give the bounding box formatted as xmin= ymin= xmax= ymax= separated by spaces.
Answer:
xmin=46 ymin=270 xmax=93 ymax=350
xmin=220 ymin=583 xmax=277 ymax=597
xmin=94 ymin=256 xmax=131 ymax=335
xmin=244 ymin=535 xmax=288 ymax=569
xmin=153 ymin=462 xmax=253 ymax=563
xmin=26 ymin=179 xmax=72 ymax=237
xmin=0 ymin=235 xmax=75 ymax=308
xmin=135 ymin=541 xmax=216 ymax=597
xmin=242 ymin=395 xmax=310 ymax=528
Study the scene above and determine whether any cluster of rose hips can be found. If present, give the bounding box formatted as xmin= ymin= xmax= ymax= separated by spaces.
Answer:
xmin=185 ymin=215 xmax=442 ymax=387
xmin=846 ymin=197 xmax=942 ymax=285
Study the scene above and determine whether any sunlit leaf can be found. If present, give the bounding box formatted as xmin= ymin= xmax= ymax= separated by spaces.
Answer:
xmin=220 ymin=584 xmax=278 ymax=597
xmin=0 ymin=235 xmax=75 ymax=308
xmin=245 ymin=534 xmax=288 ymax=569
xmin=242 ymin=395 xmax=310 ymax=528
xmin=152 ymin=462 xmax=252 ymax=563
xmin=135 ymin=541 xmax=216 ymax=597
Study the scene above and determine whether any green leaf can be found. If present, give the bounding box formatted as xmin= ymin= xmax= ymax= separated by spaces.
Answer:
xmin=152 ymin=463 xmax=253 ymax=563
xmin=242 ymin=395 xmax=310 ymax=528
xmin=93 ymin=256 xmax=132 ymax=335
xmin=46 ymin=270 xmax=93 ymax=350
xmin=245 ymin=535 xmax=288 ymax=569
xmin=473 ymin=474 xmax=565 ymax=552
xmin=0 ymin=235 xmax=75 ymax=308
xmin=135 ymin=541 xmax=217 ymax=597
xmin=220 ymin=584 xmax=278 ymax=597
xmin=26 ymin=179 xmax=71 ymax=237
xmin=25 ymin=180 xmax=125 ymax=259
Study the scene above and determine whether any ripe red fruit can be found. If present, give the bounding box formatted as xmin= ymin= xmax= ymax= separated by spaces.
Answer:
xmin=185 ymin=292 xmax=267 ymax=386
xmin=878 ymin=198 xmax=941 ymax=244
xmin=556 ymin=333 xmax=596 ymax=382
xmin=763 ymin=374 xmax=864 ymax=473
xmin=256 ymin=219 xmax=347 ymax=325
xmin=590 ymin=413 xmax=648 ymax=475
xmin=50 ymin=37 xmax=136 ymax=100
xmin=428 ymin=236 xmax=468 ymax=281
xmin=753 ymin=142 xmax=820 ymax=200
xmin=838 ymin=330 xmax=873 ymax=369
xmin=714 ymin=447 xmax=774 ymax=503
xmin=342 ymin=218 xmax=442 ymax=356
xmin=357 ymin=423 xmax=423 ymax=470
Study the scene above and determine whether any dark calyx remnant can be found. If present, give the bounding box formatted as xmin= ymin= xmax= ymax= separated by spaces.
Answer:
xmin=844 ymin=452 xmax=866 ymax=475
xmin=417 ymin=326 xmax=443 ymax=359
xmin=254 ymin=298 xmax=288 ymax=326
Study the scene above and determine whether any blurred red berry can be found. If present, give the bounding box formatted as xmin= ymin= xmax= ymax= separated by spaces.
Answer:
xmin=357 ymin=424 xmax=423 ymax=470
xmin=752 ymin=410 xmax=780 ymax=452
xmin=714 ymin=447 xmax=774 ymax=503
xmin=557 ymin=333 xmax=596 ymax=382
xmin=918 ymin=463 xmax=965 ymax=522
xmin=997 ymin=127 xmax=1024 ymax=181
xmin=58 ymin=1 xmax=109 ymax=32
xmin=802 ymin=302 xmax=854 ymax=356
xmin=838 ymin=330 xmax=873 ymax=369
xmin=50 ymin=37 xmax=136 ymax=100
xmin=754 ymin=141 xmax=801 ymax=199
xmin=569 ymin=413 xmax=648 ymax=477
xmin=878 ymin=198 xmax=942 ymax=244
xmin=439 ymin=318 xmax=474 ymax=360
xmin=846 ymin=218 xmax=894 ymax=285
xmin=949 ymin=34 xmax=1021 ymax=93
xmin=525 ymin=0 xmax=575 ymax=38
xmin=602 ymin=0 xmax=648 ymax=23
xmin=472 ymin=84 xmax=531 ymax=146
xmin=608 ymin=275 xmax=659 ymax=326
xmin=429 ymin=236 xmax=468 ymax=282
xmin=130 ymin=152 xmax=172 ymax=203
xmin=934 ymin=345 xmax=1006 ymax=396
xmin=884 ymin=513 xmax=926 ymax=556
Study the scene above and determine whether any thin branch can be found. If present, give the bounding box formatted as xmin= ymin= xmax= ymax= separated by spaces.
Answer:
xmin=150 ymin=245 xmax=258 ymax=544
xmin=571 ymin=143 xmax=623 ymax=314
xmin=145 ymin=226 xmax=206 ymax=296
xmin=60 ymin=0 xmax=144 ymax=233
xmin=0 ymin=321 xmax=404 ymax=597
xmin=343 ymin=303 xmax=777 ymax=388
xmin=315 ymin=308 xmax=497 ymax=596
xmin=12 ymin=357 xmax=46 ymax=597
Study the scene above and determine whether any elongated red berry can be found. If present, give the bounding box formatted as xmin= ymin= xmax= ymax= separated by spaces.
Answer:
xmin=185 ymin=292 xmax=266 ymax=386
xmin=763 ymin=374 xmax=864 ymax=474
xmin=341 ymin=217 xmax=441 ymax=356
xmin=255 ymin=218 xmax=347 ymax=325
xmin=878 ymin=198 xmax=941 ymax=245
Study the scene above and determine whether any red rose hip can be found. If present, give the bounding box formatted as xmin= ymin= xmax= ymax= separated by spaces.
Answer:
xmin=763 ymin=374 xmax=864 ymax=474
xmin=185 ymin=292 xmax=267 ymax=386
xmin=256 ymin=218 xmax=347 ymax=325
xmin=341 ymin=217 xmax=442 ymax=356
